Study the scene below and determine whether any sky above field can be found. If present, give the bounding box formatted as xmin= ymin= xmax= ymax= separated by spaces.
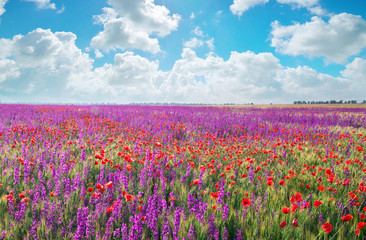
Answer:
xmin=0 ymin=0 xmax=365 ymax=104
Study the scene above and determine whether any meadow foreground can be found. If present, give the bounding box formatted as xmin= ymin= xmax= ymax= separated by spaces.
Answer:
xmin=0 ymin=104 xmax=366 ymax=239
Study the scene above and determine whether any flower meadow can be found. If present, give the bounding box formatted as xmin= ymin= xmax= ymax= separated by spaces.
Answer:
xmin=1 ymin=104 xmax=366 ymax=240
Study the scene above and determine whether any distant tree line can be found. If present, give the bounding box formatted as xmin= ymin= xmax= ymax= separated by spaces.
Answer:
xmin=293 ymin=100 xmax=365 ymax=104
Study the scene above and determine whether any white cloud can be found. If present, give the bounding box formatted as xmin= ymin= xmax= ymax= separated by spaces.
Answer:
xmin=276 ymin=66 xmax=351 ymax=99
xmin=230 ymin=0 xmax=269 ymax=17
xmin=56 ymin=5 xmax=65 ymax=14
xmin=0 ymin=59 xmax=20 ymax=83
xmin=307 ymin=6 xmax=328 ymax=16
xmin=91 ymin=17 xmax=161 ymax=54
xmin=193 ymin=26 xmax=203 ymax=37
xmin=24 ymin=0 xmax=56 ymax=9
xmin=341 ymin=58 xmax=366 ymax=91
xmin=206 ymin=38 xmax=214 ymax=50
xmin=1 ymin=28 xmax=366 ymax=104
xmin=159 ymin=49 xmax=282 ymax=103
xmin=183 ymin=37 xmax=204 ymax=49
xmin=0 ymin=0 xmax=8 ymax=17
xmin=276 ymin=0 xmax=328 ymax=16
xmin=276 ymin=0 xmax=318 ymax=8
xmin=94 ymin=49 xmax=104 ymax=59
xmin=190 ymin=12 xmax=195 ymax=19
xmin=0 ymin=28 xmax=94 ymax=102
xmin=91 ymin=0 xmax=180 ymax=53
xmin=270 ymin=13 xmax=366 ymax=64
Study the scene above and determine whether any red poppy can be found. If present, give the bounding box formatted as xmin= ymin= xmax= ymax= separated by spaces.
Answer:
xmin=282 ymin=207 xmax=290 ymax=214
xmin=169 ymin=197 xmax=175 ymax=202
xmin=355 ymin=229 xmax=360 ymax=235
xmin=279 ymin=179 xmax=286 ymax=185
xmin=105 ymin=181 xmax=113 ymax=188
xmin=125 ymin=194 xmax=134 ymax=202
xmin=96 ymin=183 xmax=103 ymax=189
xmin=322 ymin=222 xmax=333 ymax=233
xmin=357 ymin=222 xmax=366 ymax=229
xmin=280 ymin=221 xmax=287 ymax=228
xmin=242 ymin=198 xmax=251 ymax=207
xmin=290 ymin=192 xmax=302 ymax=203
xmin=290 ymin=204 xmax=298 ymax=213
xmin=341 ymin=214 xmax=353 ymax=222
xmin=292 ymin=218 xmax=298 ymax=227
xmin=87 ymin=188 xmax=94 ymax=193
xmin=318 ymin=185 xmax=325 ymax=192
xmin=267 ymin=180 xmax=274 ymax=187
xmin=106 ymin=206 xmax=114 ymax=213
xmin=360 ymin=213 xmax=366 ymax=220
xmin=314 ymin=200 xmax=322 ymax=207
xmin=193 ymin=179 xmax=200 ymax=185
xmin=49 ymin=192 xmax=55 ymax=197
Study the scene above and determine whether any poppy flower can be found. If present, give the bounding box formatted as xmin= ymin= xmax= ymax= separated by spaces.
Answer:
xmin=282 ymin=207 xmax=290 ymax=214
xmin=318 ymin=185 xmax=325 ymax=192
xmin=193 ymin=179 xmax=200 ymax=185
xmin=105 ymin=181 xmax=113 ymax=188
xmin=87 ymin=188 xmax=94 ymax=193
xmin=341 ymin=214 xmax=353 ymax=222
xmin=106 ymin=206 xmax=114 ymax=213
xmin=357 ymin=222 xmax=366 ymax=229
xmin=360 ymin=213 xmax=366 ymax=220
xmin=355 ymin=229 xmax=360 ymax=235
xmin=290 ymin=192 xmax=302 ymax=203
xmin=314 ymin=200 xmax=323 ymax=207
xmin=322 ymin=222 xmax=333 ymax=233
xmin=292 ymin=218 xmax=298 ymax=227
xmin=242 ymin=198 xmax=251 ymax=207
xmin=290 ymin=204 xmax=298 ymax=213
xmin=49 ymin=192 xmax=55 ymax=197
xmin=125 ymin=194 xmax=134 ymax=202
xmin=280 ymin=221 xmax=287 ymax=228
xmin=279 ymin=179 xmax=286 ymax=185
xmin=267 ymin=180 xmax=274 ymax=187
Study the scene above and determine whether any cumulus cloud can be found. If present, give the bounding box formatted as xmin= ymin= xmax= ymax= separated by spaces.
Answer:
xmin=1 ymin=28 xmax=366 ymax=104
xmin=230 ymin=0 xmax=269 ymax=17
xmin=270 ymin=13 xmax=366 ymax=63
xmin=276 ymin=66 xmax=351 ymax=100
xmin=91 ymin=15 xmax=161 ymax=54
xmin=206 ymin=38 xmax=214 ymax=50
xmin=193 ymin=26 xmax=203 ymax=37
xmin=0 ymin=0 xmax=8 ymax=17
xmin=91 ymin=0 xmax=180 ymax=54
xmin=94 ymin=49 xmax=104 ymax=59
xmin=24 ymin=0 xmax=56 ymax=9
xmin=159 ymin=49 xmax=282 ymax=103
xmin=183 ymin=38 xmax=204 ymax=49
xmin=277 ymin=0 xmax=328 ymax=16
xmin=341 ymin=58 xmax=366 ymax=92
xmin=0 ymin=28 xmax=94 ymax=102
xmin=0 ymin=59 xmax=20 ymax=83
xmin=276 ymin=0 xmax=318 ymax=8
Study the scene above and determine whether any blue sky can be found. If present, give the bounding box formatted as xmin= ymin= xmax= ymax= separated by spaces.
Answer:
xmin=0 ymin=0 xmax=365 ymax=104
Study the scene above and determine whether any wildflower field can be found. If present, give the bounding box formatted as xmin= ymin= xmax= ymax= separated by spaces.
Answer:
xmin=1 ymin=104 xmax=366 ymax=240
